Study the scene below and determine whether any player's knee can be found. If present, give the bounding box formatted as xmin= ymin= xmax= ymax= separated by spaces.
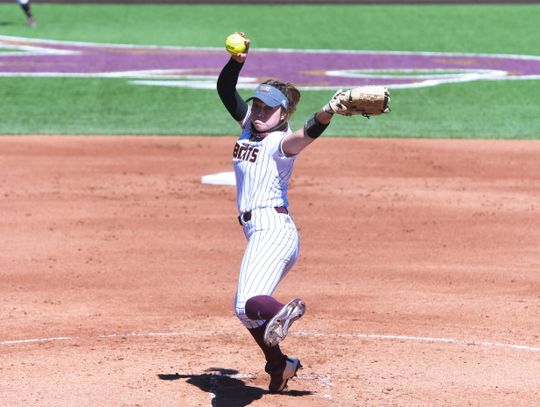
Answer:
xmin=234 ymin=304 xmax=244 ymax=320
xmin=233 ymin=297 xmax=246 ymax=321
xmin=233 ymin=299 xmax=265 ymax=329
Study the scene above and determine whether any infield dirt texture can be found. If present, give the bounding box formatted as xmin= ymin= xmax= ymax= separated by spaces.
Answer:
xmin=1 ymin=2 xmax=539 ymax=407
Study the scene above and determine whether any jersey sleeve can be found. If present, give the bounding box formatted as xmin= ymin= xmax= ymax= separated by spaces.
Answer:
xmin=278 ymin=134 xmax=298 ymax=159
xmin=268 ymin=131 xmax=295 ymax=161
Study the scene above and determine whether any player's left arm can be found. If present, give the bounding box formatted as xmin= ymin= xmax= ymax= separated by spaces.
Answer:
xmin=282 ymin=86 xmax=391 ymax=156
xmin=282 ymin=109 xmax=333 ymax=157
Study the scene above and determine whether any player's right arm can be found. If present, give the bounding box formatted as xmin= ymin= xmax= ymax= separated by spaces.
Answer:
xmin=217 ymin=34 xmax=251 ymax=123
xmin=217 ymin=59 xmax=248 ymax=122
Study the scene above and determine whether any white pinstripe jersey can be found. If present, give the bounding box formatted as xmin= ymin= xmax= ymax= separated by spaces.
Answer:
xmin=233 ymin=111 xmax=296 ymax=214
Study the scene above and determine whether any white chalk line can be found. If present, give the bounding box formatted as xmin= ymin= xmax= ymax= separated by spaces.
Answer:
xmin=298 ymin=372 xmax=333 ymax=400
xmin=0 ymin=336 xmax=73 ymax=345
xmin=1 ymin=35 xmax=539 ymax=91
xmin=1 ymin=331 xmax=539 ymax=353
xmin=296 ymin=330 xmax=540 ymax=352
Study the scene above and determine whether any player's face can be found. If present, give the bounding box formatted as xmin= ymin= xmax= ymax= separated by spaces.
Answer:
xmin=251 ymin=99 xmax=284 ymax=132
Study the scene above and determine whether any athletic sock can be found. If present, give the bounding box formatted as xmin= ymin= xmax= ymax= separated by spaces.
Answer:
xmin=21 ymin=4 xmax=33 ymax=18
xmin=245 ymin=295 xmax=284 ymax=321
xmin=247 ymin=323 xmax=287 ymax=372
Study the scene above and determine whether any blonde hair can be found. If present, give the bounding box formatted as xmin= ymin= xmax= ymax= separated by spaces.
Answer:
xmin=261 ymin=79 xmax=301 ymax=117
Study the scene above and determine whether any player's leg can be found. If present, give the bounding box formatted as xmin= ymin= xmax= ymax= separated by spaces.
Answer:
xmin=240 ymin=227 xmax=305 ymax=347
xmin=234 ymin=265 xmax=292 ymax=389
xmin=234 ymin=225 xmax=300 ymax=329
xmin=247 ymin=322 xmax=302 ymax=393
xmin=245 ymin=294 xmax=285 ymax=320
xmin=16 ymin=0 xmax=35 ymax=27
xmin=246 ymin=321 xmax=286 ymax=375
xmin=233 ymin=221 xmax=302 ymax=392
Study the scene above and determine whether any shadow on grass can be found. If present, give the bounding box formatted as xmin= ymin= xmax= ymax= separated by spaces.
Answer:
xmin=158 ymin=367 xmax=313 ymax=407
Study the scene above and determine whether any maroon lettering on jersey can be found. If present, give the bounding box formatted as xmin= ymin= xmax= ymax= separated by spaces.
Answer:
xmin=249 ymin=148 xmax=259 ymax=163
xmin=238 ymin=145 xmax=247 ymax=160
xmin=233 ymin=142 xmax=259 ymax=163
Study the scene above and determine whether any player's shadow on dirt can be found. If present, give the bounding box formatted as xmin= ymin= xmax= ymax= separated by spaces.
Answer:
xmin=158 ymin=367 xmax=312 ymax=407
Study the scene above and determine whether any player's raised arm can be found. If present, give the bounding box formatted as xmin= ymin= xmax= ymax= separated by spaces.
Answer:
xmin=216 ymin=33 xmax=251 ymax=123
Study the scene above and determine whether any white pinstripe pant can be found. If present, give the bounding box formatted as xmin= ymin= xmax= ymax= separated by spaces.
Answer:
xmin=234 ymin=207 xmax=300 ymax=329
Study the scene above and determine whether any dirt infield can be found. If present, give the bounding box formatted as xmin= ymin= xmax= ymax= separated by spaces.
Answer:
xmin=1 ymin=136 xmax=539 ymax=406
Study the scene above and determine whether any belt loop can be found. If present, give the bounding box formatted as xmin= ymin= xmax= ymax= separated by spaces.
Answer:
xmin=238 ymin=211 xmax=252 ymax=225
xmin=239 ymin=207 xmax=287 ymax=226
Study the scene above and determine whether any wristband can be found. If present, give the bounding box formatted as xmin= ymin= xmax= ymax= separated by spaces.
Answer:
xmin=304 ymin=113 xmax=329 ymax=139
xmin=322 ymin=104 xmax=335 ymax=115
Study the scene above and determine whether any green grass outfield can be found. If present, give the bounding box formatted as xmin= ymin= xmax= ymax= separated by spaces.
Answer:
xmin=1 ymin=3 xmax=539 ymax=138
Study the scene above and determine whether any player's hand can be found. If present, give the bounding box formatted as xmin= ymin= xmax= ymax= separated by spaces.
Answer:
xmin=230 ymin=32 xmax=250 ymax=64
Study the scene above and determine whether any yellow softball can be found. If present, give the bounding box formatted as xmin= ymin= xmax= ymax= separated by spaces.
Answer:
xmin=225 ymin=33 xmax=246 ymax=55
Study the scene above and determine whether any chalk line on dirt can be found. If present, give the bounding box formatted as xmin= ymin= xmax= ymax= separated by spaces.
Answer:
xmin=1 ymin=331 xmax=539 ymax=353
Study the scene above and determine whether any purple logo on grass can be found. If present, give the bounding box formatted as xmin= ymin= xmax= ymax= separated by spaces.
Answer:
xmin=1 ymin=35 xmax=539 ymax=90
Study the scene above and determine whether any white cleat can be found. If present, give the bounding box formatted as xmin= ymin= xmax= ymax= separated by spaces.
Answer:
xmin=264 ymin=298 xmax=305 ymax=347
xmin=268 ymin=357 xmax=302 ymax=393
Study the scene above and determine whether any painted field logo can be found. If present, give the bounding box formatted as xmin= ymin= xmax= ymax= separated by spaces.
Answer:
xmin=1 ymin=35 xmax=539 ymax=90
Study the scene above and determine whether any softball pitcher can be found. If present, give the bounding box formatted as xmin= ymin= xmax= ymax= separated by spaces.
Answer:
xmin=217 ymin=33 xmax=337 ymax=394
xmin=217 ymin=32 xmax=389 ymax=393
